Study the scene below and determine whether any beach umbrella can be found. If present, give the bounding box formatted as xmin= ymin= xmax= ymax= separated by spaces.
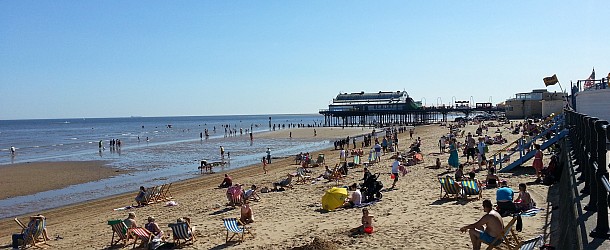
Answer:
xmin=321 ymin=187 xmax=348 ymax=211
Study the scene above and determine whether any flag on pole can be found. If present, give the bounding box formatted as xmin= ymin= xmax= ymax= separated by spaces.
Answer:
xmin=584 ymin=68 xmax=595 ymax=89
xmin=543 ymin=74 xmax=558 ymax=86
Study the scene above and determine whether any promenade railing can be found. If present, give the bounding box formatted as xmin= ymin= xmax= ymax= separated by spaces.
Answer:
xmin=565 ymin=109 xmax=610 ymax=239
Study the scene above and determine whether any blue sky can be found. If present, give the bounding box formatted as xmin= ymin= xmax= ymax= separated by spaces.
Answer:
xmin=1 ymin=1 xmax=608 ymax=119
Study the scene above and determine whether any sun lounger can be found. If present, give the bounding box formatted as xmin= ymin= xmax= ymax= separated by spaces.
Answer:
xmin=222 ymin=218 xmax=253 ymax=243
xmin=168 ymin=222 xmax=196 ymax=246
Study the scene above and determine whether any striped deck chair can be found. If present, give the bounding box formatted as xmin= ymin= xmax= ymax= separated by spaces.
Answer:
xmin=15 ymin=217 xmax=50 ymax=249
xmin=485 ymin=215 xmax=521 ymax=250
xmin=518 ymin=235 xmax=543 ymax=250
xmin=222 ymin=218 xmax=253 ymax=243
xmin=353 ymin=155 xmax=360 ymax=165
xmin=227 ymin=186 xmax=243 ymax=207
xmin=108 ymin=219 xmax=132 ymax=246
xmin=128 ymin=227 xmax=152 ymax=249
xmin=142 ymin=186 xmax=156 ymax=205
xmin=168 ymin=222 xmax=196 ymax=246
xmin=461 ymin=180 xmax=482 ymax=200
xmin=439 ymin=176 xmax=461 ymax=200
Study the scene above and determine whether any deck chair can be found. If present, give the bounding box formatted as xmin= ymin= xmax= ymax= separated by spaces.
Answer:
xmin=222 ymin=218 xmax=253 ymax=243
xmin=128 ymin=227 xmax=152 ymax=249
xmin=461 ymin=180 xmax=483 ymax=200
xmin=153 ymin=184 xmax=167 ymax=202
xmin=316 ymin=153 xmax=325 ymax=164
xmin=108 ymin=219 xmax=132 ymax=246
xmin=353 ymin=155 xmax=361 ymax=165
xmin=518 ymin=235 xmax=543 ymax=250
xmin=142 ymin=186 xmax=156 ymax=205
xmin=439 ymin=176 xmax=461 ymax=200
xmin=160 ymin=183 xmax=173 ymax=201
xmin=168 ymin=222 xmax=196 ymax=246
xmin=295 ymin=167 xmax=311 ymax=184
xmin=15 ymin=217 xmax=50 ymax=249
xmin=227 ymin=186 xmax=244 ymax=207
xmin=485 ymin=215 xmax=522 ymax=250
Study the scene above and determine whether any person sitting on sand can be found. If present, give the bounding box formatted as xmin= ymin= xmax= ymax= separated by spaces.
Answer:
xmin=496 ymin=180 xmax=516 ymax=217
xmin=273 ymin=174 xmax=293 ymax=190
xmin=124 ymin=212 xmax=137 ymax=228
xmin=485 ymin=168 xmax=500 ymax=188
xmin=240 ymin=200 xmax=254 ymax=224
xmin=342 ymin=183 xmax=362 ymax=208
xmin=318 ymin=165 xmax=333 ymax=180
xmin=460 ymin=199 xmax=505 ymax=249
xmin=455 ymin=164 xmax=465 ymax=181
xmin=244 ymin=185 xmax=260 ymax=201
xmin=350 ymin=208 xmax=374 ymax=235
xmin=219 ymin=174 xmax=232 ymax=188
xmin=514 ymin=183 xmax=535 ymax=211
xmin=135 ymin=186 xmax=146 ymax=206
xmin=12 ymin=215 xmax=51 ymax=249
xmin=435 ymin=158 xmax=442 ymax=169
xmin=145 ymin=216 xmax=164 ymax=239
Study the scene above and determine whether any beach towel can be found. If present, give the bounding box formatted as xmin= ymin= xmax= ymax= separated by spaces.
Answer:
xmin=521 ymin=208 xmax=543 ymax=217
xmin=355 ymin=200 xmax=378 ymax=208
xmin=113 ymin=206 xmax=135 ymax=211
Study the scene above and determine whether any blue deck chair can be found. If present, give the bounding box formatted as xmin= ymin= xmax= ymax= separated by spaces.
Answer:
xmin=222 ymin=218 xmax=253 ymax=243
xmin=461 ymin=180 xmax=482 ymax=200
xmin=15 ymin=217 xmax=50 ymax=249
xmin=168 ymin=222 xmax=196 ymax=246
xmin=439 ymin=176 xmax=461 ymax=200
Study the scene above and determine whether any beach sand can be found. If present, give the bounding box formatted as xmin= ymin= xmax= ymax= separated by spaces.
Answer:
xmin=0 ymin=161 xmax=123 ymax=200
xmin=0 ymin=124 xmax=553 ymax=249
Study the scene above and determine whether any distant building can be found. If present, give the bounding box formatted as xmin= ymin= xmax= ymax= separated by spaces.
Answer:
xmin=504 ymin=89 xmax=566 ymax=119
xmin=327 ymin=91 xmax=421 ymax=112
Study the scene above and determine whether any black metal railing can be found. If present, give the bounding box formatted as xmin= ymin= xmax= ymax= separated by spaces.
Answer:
xmin=565 ymin=109 xmax=610 ymax=239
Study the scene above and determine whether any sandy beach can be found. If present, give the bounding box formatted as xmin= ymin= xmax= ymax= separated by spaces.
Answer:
xmin=0 ymin=124 xmax=553 ymax=249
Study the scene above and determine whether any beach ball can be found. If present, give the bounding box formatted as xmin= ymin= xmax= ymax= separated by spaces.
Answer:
xmin=364 ymin=226 xmax=374 ymax=234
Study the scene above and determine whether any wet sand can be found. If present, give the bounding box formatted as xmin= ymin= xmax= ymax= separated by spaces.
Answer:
xmin=0 ymin=161 xmax=123 ymax=200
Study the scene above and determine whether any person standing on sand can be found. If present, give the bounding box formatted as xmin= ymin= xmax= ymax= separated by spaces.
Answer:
xmin=460 ymin=199 xmax=505 ymax=249
xmin=390 ymin=156 xmax=401 ymax=189
xmin=409 ymin=128 xmax=414 ymax=139
xmin=220 ymin=146 xmax=225 ymax=159
xmin=448 ymin=138 xmax=460 ymax=170
xmin=266 ymin=148 xmax=271 ymax=164
xmin=262 ymin=157 xmax=268 ymax=174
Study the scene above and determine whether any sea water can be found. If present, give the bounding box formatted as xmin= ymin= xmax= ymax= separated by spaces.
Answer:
xmin=0 ymin=114 xmax=338 ymax=218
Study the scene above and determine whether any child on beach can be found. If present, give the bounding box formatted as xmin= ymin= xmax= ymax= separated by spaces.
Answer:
xmin=262 ymin=157 xmax=268 ymax=174
xmin=351 ymin=208 xmax=374 ymax=235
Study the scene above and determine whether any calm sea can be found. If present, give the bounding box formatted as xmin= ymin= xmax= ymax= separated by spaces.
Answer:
xmin=0 ymin=114 xmax=335 ymax=218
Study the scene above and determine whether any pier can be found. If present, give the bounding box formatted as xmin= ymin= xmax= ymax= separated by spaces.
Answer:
xmin=319 ymin=91 xmax=504 ymax=127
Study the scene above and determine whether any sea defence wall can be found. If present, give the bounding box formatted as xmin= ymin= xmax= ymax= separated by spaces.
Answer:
xmin=560 ymin=109 xmax=610 ymax=249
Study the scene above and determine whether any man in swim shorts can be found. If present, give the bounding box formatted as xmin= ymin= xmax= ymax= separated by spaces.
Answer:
xmin=460 ymin=199 xmax=504 ymax=249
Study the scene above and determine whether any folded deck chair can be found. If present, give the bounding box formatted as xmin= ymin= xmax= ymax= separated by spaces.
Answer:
xmin=439 ymin=176 xmax=461 ymax=200
xmin=128 ymin=227 xmax=152 ymax=249
xmin=108 ymin=219 xmax=132 ymax=246
xmin=222 ymin=218 xmax=253 ymax=243
xmin=485 ymin=215 xmax=521 ymax=250
xmin=461 ymin=180 xmax=482 ymax=200
xmin=168 ymin=222 xmax=196 ymax=246
xmin=15 ymin=217 xmax=50 ymax=249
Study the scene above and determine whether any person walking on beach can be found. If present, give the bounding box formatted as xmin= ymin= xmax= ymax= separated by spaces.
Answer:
xmin=390 ymin=157 xmax=402 ymax=189
xmin=220 ymin=146 xmax=225 ymax=159
xmin=266 ymin=148 xmax=271 ymax=164
xmin=460 ymin=199 xmax=504 ymax=250
xmin=10 ymin=146 xmax=16 ymax=156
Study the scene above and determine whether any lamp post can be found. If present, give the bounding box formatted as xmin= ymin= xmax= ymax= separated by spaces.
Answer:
xmin=451 ymin=96 xmax=456 ymax=108
xmin=421 ymin=97 xmax=427 ymax=107
xmin=437 ymin=97 xmax=443 ymax=107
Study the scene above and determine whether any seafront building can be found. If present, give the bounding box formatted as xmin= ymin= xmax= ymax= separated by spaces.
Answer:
xmin=502 ymin=89 xmax=566 ymax=119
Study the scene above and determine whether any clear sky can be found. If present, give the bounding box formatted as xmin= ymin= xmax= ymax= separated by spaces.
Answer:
xmin=1 ymin=1 xmax=608 ymax=120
